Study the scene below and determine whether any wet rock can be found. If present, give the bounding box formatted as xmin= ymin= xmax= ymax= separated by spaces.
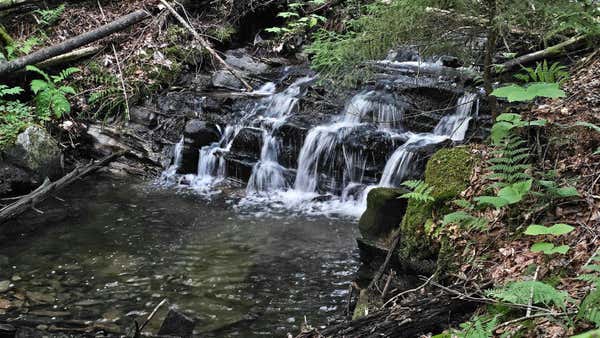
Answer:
xmin=211 ymin=70 xmax=244 ymax=90
xmin=0 ymin=324 xmax=16 ymax=338
xmin=11 ymin=275 xmax=21 ymax=282
xmin=439 ymin=55 xmax=463 ymax=68
xmin=128 ymin=106 xmax=157 ymax=128
xmin=73 ymin=299 xmax=104 ymax=306
xmin=157 ymin=92 xmax=204 ymax=116
xmin=158 ymin=309 xmax=196 ymax=338
xmin=28 ymin=310 xmax=71 ymax=317
xmin=0 ymin=163 xmax=32 ymax=197
xmin=273 ymin=121 xmax=309 ymax=169
xmin=0 ymin=298 xmax=11 ymax=310
xmin=0 ymin=126 xmax=61 ymax=185
xmin=178 ymin=120 xmax=221 ymax=174
xmin=0 ymin=281 xmax=11 ymax=293
xmin=93 ymin=322 xmax=121 ymax=334
xmin=358 ymin=187 xmax=409 ymax=241
xmin=230 ymin=127 xmax=263 ymax=160
xmin=223 ymin=153 xmax=255 ymax=183
xmin=225 ymin=49 xmax=270 ymax=75
xmin=26 ymin=291 xmax=55 ymax=304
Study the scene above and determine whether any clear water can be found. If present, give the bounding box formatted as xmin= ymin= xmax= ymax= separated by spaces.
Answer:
xmin=0 ymin=177 xmax=358 ymax=337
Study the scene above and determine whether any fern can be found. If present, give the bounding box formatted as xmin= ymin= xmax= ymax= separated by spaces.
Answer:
xmin=26 ymin=65 xmax=79 ymax=118
xmin=454 ymin=315 xmax=500 ymax=338
xmin=515 ymin=60 xmax=569 ymax=85
xmin=487 ymin=281 xmax=570 ymax=309
xmin=487 ymin=132 xmax=532 ymax=188
xmin=400 ymin=180 xmax=435 ymax=202
xmin=33 ymin=4 xmax=65 ymax=26
xmin=0 ymin=85 xmax=35 ymax=149
xmin=442 ymin=211 xmax=488 ymax=231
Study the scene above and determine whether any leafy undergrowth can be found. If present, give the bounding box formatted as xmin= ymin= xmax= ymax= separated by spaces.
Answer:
xmin=443 ymin=53 xmax=600 ymax=337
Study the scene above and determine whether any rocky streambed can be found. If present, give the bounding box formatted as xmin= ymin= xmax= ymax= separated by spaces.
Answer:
xmin=0 ymin=46 xmax=489 ymax=337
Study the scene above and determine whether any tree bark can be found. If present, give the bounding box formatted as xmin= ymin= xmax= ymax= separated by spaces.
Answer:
xmin=0 ymin=0 xmax=36 ymax=10
xmin=496 ymin=35 xmax=586 ymax=73
xmin=295 ymin=291 xmax=476 ymax=338
xmin=0 ymin=151 xmax=125 ymax=224
xmin=483 ymin=0 xmax=498 ymax=120
xmin=0 ymin=9 xmax=149 ymax=75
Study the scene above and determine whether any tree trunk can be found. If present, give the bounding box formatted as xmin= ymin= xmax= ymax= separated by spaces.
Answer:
xmin=483 ymin=0 xmax=498 ymax=120
xmin=0 ymin=9 xmax=149 ymax=75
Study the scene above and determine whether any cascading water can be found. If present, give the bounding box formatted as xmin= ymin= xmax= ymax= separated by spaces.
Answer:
xmin=378 ymin=92 xmax=478 ymax=187
xmin=162 ymin=66 xmax=479 ymax=218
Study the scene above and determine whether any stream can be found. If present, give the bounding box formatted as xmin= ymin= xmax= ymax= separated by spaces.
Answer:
xmin=0 ymin=177 xmax=358 ymax=337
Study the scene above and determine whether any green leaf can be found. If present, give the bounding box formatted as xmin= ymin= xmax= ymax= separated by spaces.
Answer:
xmin=576 ymin=121 xmax=600 ymax=133
xmin=30 ymin=79 xmax=49 ymax=94
xmin=491 ymin=85 xmax=531 ymax=102
xmin=555 ymin=186 xmax=579 ymax=197
xmin=526 ymin=82 xmax=566 ymax=99
xmin=26 ymin=65 xmax=52 ymax=83
xmin=531 ymin=242 xmax=570 ymax=255
xmin=474 ymin=196 xmax=509 ymax=208
xmin=491 ymin=121 xmax=514 ymax=145
xmin=571 ymin=329 xmax=600 ymax=338
xmin=58 ymin=85 xmax=76 ymax=95
xmin=487 ymin=280 xmax=570 ymax=309
xmin=525 ymin=223 xmax=574 ymax=236
xmin=511 ymin=179 xmax=533 ymax=195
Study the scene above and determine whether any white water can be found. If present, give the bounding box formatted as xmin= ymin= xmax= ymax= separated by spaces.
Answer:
xmin=162 ymin=75 xmax=478 ymax=219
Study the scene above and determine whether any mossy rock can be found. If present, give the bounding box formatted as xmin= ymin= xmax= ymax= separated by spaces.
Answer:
xmin=358 ymin=187 xmax=409 ymax=241
xmin=398 ymin=146 xmax=476 ymax=274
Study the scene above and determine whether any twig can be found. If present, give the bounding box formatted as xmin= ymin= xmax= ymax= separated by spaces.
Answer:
xmin=138 ymin=298 xmax=168 ymax=332
xmin=97 ymin=0 xmax=130 ymax=121
xmin=381 ymin=273 xmax=435 ymax=308
xmin=158 ymin=0 xmax=253 ymax=91
xmin=526 ymin=266 xmax=540 ymax=317
xmin=423 ymin=277 xmax=553 ymax=313
xmin=493 ymin=311 xmax=575 ymax=332
xmin=368 ymin=230 xmax=401 ymax=291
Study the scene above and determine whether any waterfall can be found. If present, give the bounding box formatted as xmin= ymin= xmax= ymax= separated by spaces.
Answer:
xmin=378 ymin=93 xmax=478 ymax=187
xmin=247 ymin=132 xmax=287 ymax=192
xmin=433 ymin=93 xmax=478 ymax=141
xmin=193 ymin=126 xmax=237 ymax=187
xmin=343 ymin=90 xmax=404 ymax=130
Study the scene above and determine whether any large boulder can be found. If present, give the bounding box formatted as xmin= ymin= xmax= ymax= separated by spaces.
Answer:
xmin=177 ymin=120 xmax=221 ymax=174
xmin=224 ymin=49 xmax=270 ymax=75
xmin=1 ymin=126 xmax=61 ymax=195
xmin=398 ymin=146 xmax=476 ymax=275
xmin=358 ymin=187 xmax=409 ymax=241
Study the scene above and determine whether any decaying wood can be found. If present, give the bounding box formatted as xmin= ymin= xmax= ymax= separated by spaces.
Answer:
xmin=497 ymin=35 xmax=587 ymax=73
xmin=158 ymin=0 xmax=253 ymax=92
xmin=0 ymin=9 xmax=150 ymax=75
xmin=36 ymin=45 xmax=103 ymax=68
xmin=0 ymin=151 xmax=126 ymax=224
xmin=295 ymin=291 xmax=475 ymax=338
xmin=367 ymin=231 xmax=401 ymax=291
xmin=0 ymin=0 xmax=37 ymax=10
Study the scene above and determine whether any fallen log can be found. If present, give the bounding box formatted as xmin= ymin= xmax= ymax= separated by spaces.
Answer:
xmin=0 ymin=0 xmax=37 ymax=10
xmin=158 ymin=0 xmax=253 ymax=91
xmin=36 ymin=45 xmax=104 ymax=68
xmin=0 ymin=151 xmax=126 ymax=224
xmin=0 ymin=9 xmax=149 ymax=76
xmin=295 ymin=291 xmax=476 ymax=338
xmin=496 ymin=35 xmax=587 ymax=73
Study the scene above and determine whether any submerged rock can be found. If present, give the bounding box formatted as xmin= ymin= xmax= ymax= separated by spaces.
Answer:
xmin=358 ymin=187 xmax=409 ymax=241
xmin=158 ymin=309 xmax=196 ymax=338
xmin=178 ymin=120 xmax=221 ymax=174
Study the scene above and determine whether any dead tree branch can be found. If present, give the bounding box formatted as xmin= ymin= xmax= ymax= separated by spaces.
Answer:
xmin=0 ymin=10 xmax=150 ymax=75
xmin=0 ymin=151 xmax=126 ymax=224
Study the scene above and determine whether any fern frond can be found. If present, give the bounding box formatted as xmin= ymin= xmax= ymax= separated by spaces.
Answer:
xmin=487 ymin=281 xmax=570 ymax=309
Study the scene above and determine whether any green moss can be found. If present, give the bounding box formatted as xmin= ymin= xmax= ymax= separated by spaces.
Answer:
xmin=358 ymin=187 xmax=407 ymax=241
xmin=352 ymin=289 xmax=382 ymax=320
xmin=208 ymin=24 xmax=237 ymax=43
xmin=398 ymin=146 xmax=476 ymax=274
